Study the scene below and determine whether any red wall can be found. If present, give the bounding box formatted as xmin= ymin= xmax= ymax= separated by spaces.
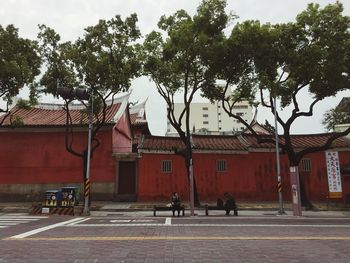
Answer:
xmin=138 ymin=151 xmax=350 ymax=203
xmin=0 ymin=129 xmax=115 ymax=184
xmin=138 ymin=154 xmax=188 ymax=201
xmin=302 ymin=151 xmax=350 ymax=203
xmin=112 ymin=112 xmax=133 ymax=153
xmin=2 ymin=127 xmax=349 ymax=204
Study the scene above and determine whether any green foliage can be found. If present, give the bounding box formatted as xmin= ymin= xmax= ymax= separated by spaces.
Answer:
xmin=200 ymin=1 xmax=350 ymax=172
xmin=323 ymin=98 xmax=350 ymax=131
xmin=0 ymin=24 xmax=41 ymax=113
xmin=204 ymin=2 xmax=349 ymax=110
xmin=262 ymin=120 xmax=275 ymax=134
xmin=10 ymin=115 xmax=24 ymax=127
xmin=37 ymin=25 xmax=78 ymax=95
xmin=143 ymin=0 xmax=230 ymax=139
xmin=38 ymin=14 xmax=142 ymax=100
xmin=284 ymin=2 xmax=349 ymax=101
xmin=37 ymin=14 xmax=142 ymax=165
xmin=16 ymin=98 xmax=34 ymax=110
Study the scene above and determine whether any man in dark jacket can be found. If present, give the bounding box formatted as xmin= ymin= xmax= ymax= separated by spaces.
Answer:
xmin=223 ymin=192 xmax=238 ymax=216
xmin=171 ymin=192 xmax=181 ymax=216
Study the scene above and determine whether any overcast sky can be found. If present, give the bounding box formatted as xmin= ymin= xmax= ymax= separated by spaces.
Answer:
xmin=1 ymin=0 xmax=349 ymax=135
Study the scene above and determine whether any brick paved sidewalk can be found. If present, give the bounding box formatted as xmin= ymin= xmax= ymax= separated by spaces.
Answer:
xmin=1 ymin=201 xmax=350 ymax=218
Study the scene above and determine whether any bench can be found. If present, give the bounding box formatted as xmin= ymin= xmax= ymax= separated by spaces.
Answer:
xmin=204 ymin=205 xmax=238 ymax=216
xmin=153 ymin=205 xmax=185 ymax=216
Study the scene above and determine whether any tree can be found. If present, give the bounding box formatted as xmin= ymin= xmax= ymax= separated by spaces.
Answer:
xmin=203 ymin=2 xmax=350 ymax=209
xmin=323 ymin=98 xmax=350 ymax=131
xmin=142 ymin=0 xmax=231 ymax=206
xmin=262 ymin=120 xmax=275 ymax=134
xmin=0 ymin=24 xmax=41 ymax=125
xmin=38 ymin=14 xmax=142 ymax=195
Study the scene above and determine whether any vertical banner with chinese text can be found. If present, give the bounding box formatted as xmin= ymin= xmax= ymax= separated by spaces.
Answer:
xmin=325 ymin=151 xmax=342 ymax=198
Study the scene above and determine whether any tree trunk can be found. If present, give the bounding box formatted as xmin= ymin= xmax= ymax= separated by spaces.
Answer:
xmin=290 ymin=157 xmax=314 ymax=210
xmin=299 ymin=173 xmax=314 ymax=210
xmin=192 ymin=173 xmax=200 ymax=207
xmin=185 ymin=157 xmax=200 ymax=207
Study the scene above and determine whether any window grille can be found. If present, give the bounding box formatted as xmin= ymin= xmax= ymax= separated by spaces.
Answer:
xmin=203 ymin=114 xmax=208 ymax=117
xmin=216 ymin=159 xmax=227 ymax=172
xmin=301 ymin=159 xmax=311 ymax=172
xmin=162 ymin=160 xmax=172 ymax=173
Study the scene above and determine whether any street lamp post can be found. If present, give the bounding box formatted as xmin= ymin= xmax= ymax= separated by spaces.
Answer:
xmin=273 ymin=95 xmax=285 ymax=215
xmin=189 ymin=135 xmax=195 ymax=216
xmin=83 ymin=89 xmax=93 ymax=215
xmin=57 ymin=87 xmax=92 ymax=215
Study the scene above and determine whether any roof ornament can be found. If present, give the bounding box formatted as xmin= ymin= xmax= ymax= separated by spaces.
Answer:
xmin=112 ymin=91 xmax=131 ymax=123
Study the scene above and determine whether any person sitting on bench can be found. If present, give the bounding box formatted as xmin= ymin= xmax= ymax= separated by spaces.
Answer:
xmin=171 ymin=192 xmax=181 ymax=216
xmin=223 ymin=192 xmax=238 ymax=216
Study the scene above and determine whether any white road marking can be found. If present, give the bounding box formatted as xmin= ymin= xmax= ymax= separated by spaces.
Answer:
xmin=65 ymin=223 xmax=350 ymax=228
xmin=69 ymin=223 xmax=167 ymax=227
xmin=10 ymin=217 xmax=84 ymax=239
xmin=0 ymin=217 xmax=48 ymax=220
xmin=165 ymin=218 xmax=171 ymax=225
xmin=0 ymin=215 xmax=48 ymax=228
xmin=0 ymin=218 xmax=41 ymax=221
xmin=65 ymin=218 xmax=90 ymax=226
xmin=110 ymin=220 xmax=131 ymax=223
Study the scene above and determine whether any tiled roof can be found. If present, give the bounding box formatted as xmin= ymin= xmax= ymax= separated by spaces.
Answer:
xmin=129 ymin=99 xmax=148 ymax=126
xmin=193 ymin=135 xmax=247 ymax=151
xmin=130 ymin=113 xmax=147 ymax=126
xmin=140 ymin=136 xmax=188 ymax=152
xmin=140 ymin=135 xmax=248 ymax=152
xmin=139 ymin=133 xmax=350 ymax=152
xmin=242 ymin=133 xmax=350 ymax=149
xmin=0 ymin=103 xmax=121 ymax=127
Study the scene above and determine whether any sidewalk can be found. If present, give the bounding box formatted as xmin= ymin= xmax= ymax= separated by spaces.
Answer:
xmin=1 ymin=201 xmax=350 ymax=217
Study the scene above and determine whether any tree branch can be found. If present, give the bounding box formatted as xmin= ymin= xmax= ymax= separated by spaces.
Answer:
xmin=291 ymin=83 xmax=308 ymax=115
xmin=296 ymin=127 xmax=350 ymax=163
xmin=64 ymin=101 xmax=83 ymax=158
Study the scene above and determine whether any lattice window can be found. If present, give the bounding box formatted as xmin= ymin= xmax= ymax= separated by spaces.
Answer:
xmin=301 ymin=158 xmax=312 ymax=172
xmin=162 ymin=160 xmax=172 ymax=173
xmin=216 ymin=159 xmax=227 ymax=172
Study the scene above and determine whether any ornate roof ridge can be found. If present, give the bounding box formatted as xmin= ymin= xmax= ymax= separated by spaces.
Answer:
xmin=32 ymin=92 xmax=131 ymax=111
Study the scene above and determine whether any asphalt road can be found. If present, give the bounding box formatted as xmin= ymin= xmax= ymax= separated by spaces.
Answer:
xmin=1 ymin=212 xmax=350 ymax=263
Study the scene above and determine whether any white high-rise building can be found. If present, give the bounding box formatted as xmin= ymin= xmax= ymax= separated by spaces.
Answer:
xmin=166 ymin=99 xmax=253 ymax=136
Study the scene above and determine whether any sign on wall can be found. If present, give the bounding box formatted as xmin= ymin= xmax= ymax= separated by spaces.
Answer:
xmin=325 ymin=151 xmax=343 ymax=198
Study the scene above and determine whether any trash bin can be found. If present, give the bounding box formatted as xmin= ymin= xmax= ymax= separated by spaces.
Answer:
xmin=61 ymin=186 xmax=78 ymax=207
xmin=44 ymin=190 xmax=62 ymax=207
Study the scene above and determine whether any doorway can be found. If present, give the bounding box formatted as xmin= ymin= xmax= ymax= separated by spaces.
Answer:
xmin=117 ymin=161 xmax=137 ymax=201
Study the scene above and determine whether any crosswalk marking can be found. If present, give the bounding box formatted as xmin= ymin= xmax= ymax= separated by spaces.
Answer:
xmin=11 ymin=217 xmax=84 ymax=238
xmin=0 ymin=215 xmax=48 ymax=229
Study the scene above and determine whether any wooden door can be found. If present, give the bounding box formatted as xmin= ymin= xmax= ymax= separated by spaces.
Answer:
xmin=118 ymin=161 xmax=136 ymax=194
